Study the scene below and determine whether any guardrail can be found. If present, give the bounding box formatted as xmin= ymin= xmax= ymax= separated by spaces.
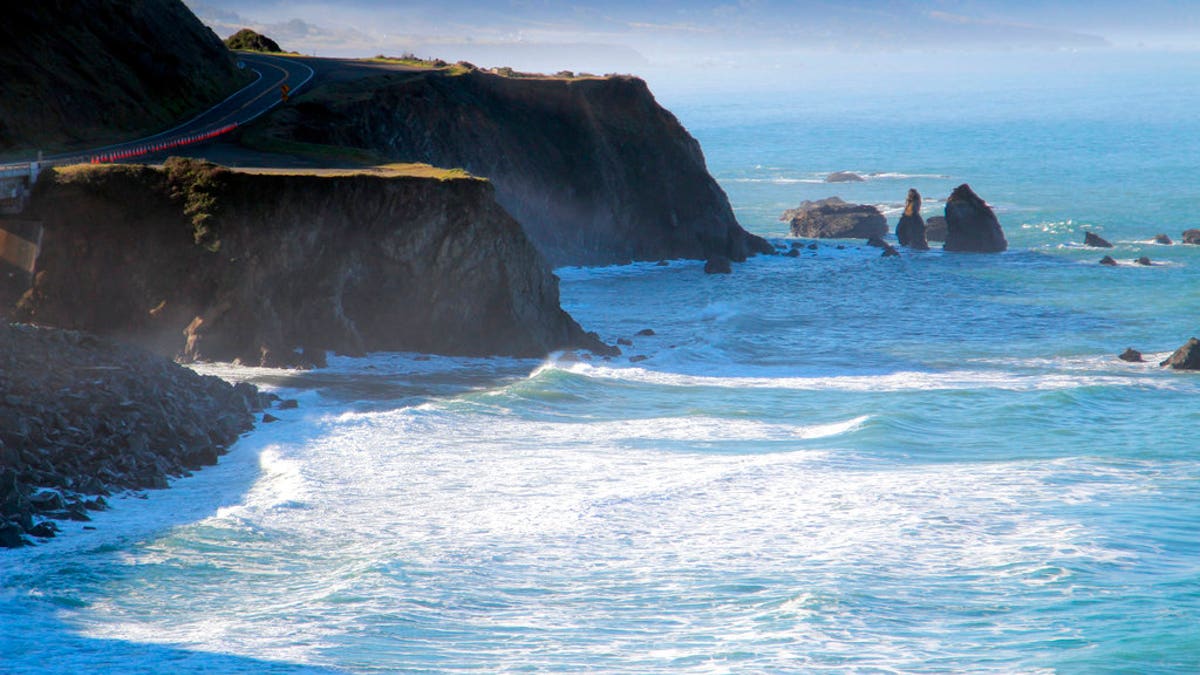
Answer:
xmin=87 ymin=122 xmax=239 ymax=164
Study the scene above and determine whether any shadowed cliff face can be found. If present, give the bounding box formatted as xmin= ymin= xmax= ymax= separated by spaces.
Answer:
xmin=17 ymin=161 xmax=602 ymax=367
xmin=271 ymin=70 xmax=772 ymax=266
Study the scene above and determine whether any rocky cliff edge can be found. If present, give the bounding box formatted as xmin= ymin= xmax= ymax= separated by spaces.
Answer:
xmin=16 ymin=159 xmax=608 ymax=367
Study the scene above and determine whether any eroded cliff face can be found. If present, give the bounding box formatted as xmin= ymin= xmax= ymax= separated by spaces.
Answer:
xmin=17 ymin=160 xmax=603 ymax=367
xmin=270 ymin=70 xmax=772 ymax=266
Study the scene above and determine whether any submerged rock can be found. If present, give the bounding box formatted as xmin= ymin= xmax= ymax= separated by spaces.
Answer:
xmin=782 ymin=197 xmax=888 ymax=239
xmin=943 ymin=184 xmax=1007 ymax=253
xmin=1099 ymin=255 xmax=1119 ymax=266
xmin=1160 ymin=337 xmax=1200 ymax=370
xmin=1183 ymin=229 xmax=1200 ymax=245
xmin=880 ymin=244 xmax=900 ymax=258
xmin=1119 ymin=348 xmax=1145 ymax=362
xmin=895 ymin=188 xmax=929 ymax=250
xmin=825 ymin=171 xmax=865 ymax=183
xmin=925 ymin=216 xmax=947 ymax=242
xmin=1154 ymin=233 xmax=1173 ymax=245
xmin=636 ymin=328 xmax=656 ymax=336
xmin=1084 ymin=231 xmax=1114 ymax=248
xmin=704 ymin=256 xmax=732 ymax=274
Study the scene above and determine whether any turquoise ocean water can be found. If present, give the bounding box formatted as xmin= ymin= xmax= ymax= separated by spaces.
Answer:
xmin=2 ymin=52 xmax=1199 ymax=673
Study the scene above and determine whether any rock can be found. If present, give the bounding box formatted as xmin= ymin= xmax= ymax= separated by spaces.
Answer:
xmin=782 ymin=197 xmax=888 ymax=239
xmin=1136 ymin=256 xmax=1153 ymax=266
xmin=617 ymin=338 xmax=633 ymax=346
xmin=1118 ymin=348 xmax=1144 ymax=362
xmin=0 ymin=519 xmax=24 ymax=548
xmin=1183 ymin=229 xmax=1200 ymax=245
xmin=278 ymin=399 xmax=299 ymax=410
xmin=636 ymin=329 xmax=655 ymax=337
xmin=895 ymin=188 xmax=929 ymax=250
xmin=27 ymin=521 xmax=58 ymax=538
xmin=629 ymin=355 xmax=649 ymax=363
xmin=784 ymin=248 xmax=800 ymax=257
xmin=1160 ymin=337 xmax=1200 ymax=370
xmin=943 ymin=184 xmax=1007 ymax=253
xmin=704 ymin=256 xmax=733 ymax=274
xmin=825 ymin=171 xmax=865 ymax=183
xmin=866 ymin=236 xmax=888 ymax=248
xmin=1084 ymin=231 xmax=1114 ymax=248
xmin=1099 ymin=255 xmax=1119 ymax=266
xmin=262 ymin=413 xmax=279 ymax=423
xmin=1154 ymin=234 xmax=1173 ymax=245
xmin=655 ymin=260 xmax=669 ymax=266
xmin=880 ymin=244 xmax=900 ymax=258
xmin=807 ymin=243 xmax=818 ymax=250
xmin=925 ymin=216 xmax=947 ymax=242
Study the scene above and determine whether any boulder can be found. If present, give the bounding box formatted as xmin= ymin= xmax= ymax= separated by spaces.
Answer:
xmin=636 ymin=328 xmax=655 ymax=336
xmin=1118 ymin=348 xmax=1144 ymax=362
xmin=1154 ymin=234 xmax=1173 ymax=245
xmin=782 ymin=197 xmax=888 ymax=239
xmin=925 ymin=216 xmax=947 ymax=242
xmin=895 ymin=188 xmax=929 ymax=250
xmin=784 ymin=248 xmax=800 ymax=257
xmin=617 ymin=338 xmax=632 ymax=346
xmin=1183 ymin=229 xmax=1200 ymax=245
xmin=1084 ymin=231 xmax=1113 ymax=248
xmin=1099 ymin=255 xmax=1118 ymax=266
xmin=1160 ymin=337 xmax=1200 ymax=370
xmin=866 ymin=236 xmax=889 ymax=248
xmin=880 ymin=244 xmax=900 ymax=258
xmin=825 ymin=171 xmax=865 ymax=183
xmin=943 ymin=184 xmax=1007 ymax=253
xmin=704 ymin=256 xmax=732 ymax=274
xmin=1136 ymin=256 xmax=1153 ymax=266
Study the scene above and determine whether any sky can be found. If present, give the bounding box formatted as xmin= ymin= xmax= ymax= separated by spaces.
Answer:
xmin=184 ymin=1 xmax=1200 ymax=89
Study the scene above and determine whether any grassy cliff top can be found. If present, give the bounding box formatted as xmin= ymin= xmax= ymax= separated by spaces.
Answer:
xmin=53 ymin=160 xmax=479 ymax=183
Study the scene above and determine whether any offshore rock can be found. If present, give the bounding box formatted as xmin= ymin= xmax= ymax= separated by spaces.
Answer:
xmin=269 ymin=69 xmax=772 ymax=266
xmin=17 ymin=161 xmax=606 ymax=367
xmin=943 ymin=184 xmax=1007 ymax=253
xmin=1183 ymin=229 xmax=1200 ymax=245
xmin=1136 ymin=256 xmax=1153 ymax=266
xmin=1154 ymin=234 xmax=1173 ymax=245
xmin=704 ymin=256 xmax=733 ymax=274
xmin=1099 ymin=255 xmax=1119 ymax=266
xmin=1160 ymin=337 xmax=1200 ymax=370
xmin=783 ymin=197 xmax=888 ymax=239
xmin=1118 ymin=348 xmax=1144 ymax=362
xmin=895 ymin=188 xmax=929 ymax=250
xmin=825 ymin=171 xmax=865 ymax=183
xmin=925 ymin=216 xmax=947 ymax=242
xmin=1084 ymin=231 xmax=1114 ymax=248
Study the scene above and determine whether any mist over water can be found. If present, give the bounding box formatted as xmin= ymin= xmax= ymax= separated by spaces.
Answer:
xmin=4 ymin=53 xmax=1200 ymax=673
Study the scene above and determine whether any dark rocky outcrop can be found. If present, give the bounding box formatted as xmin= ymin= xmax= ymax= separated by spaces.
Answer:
xmin=1183 ymin=229 xmax=1200 ymax=245
xmin=1136 ymin=256 xmax=1153 ymax=266
xmin=925 ymin=216 xmax=947 ymax=242
xmin=783 ymin=197 xmax=888 ymax=239
xmin=0 ymin=323 xmax=259 ymax=547
xmin=895 ymin=188 xmax=929 ymax=250
xmin=16 ymin=160 xmax=607 ymax=367
xmin=704 ymin=256 xmax=732 ymax=274
xmin=1084 ymin=231 xmax=1113 ymax=248
xmin=1099 ymin=255 xmax=1118 ymax=266
xmin=825 ymin=171 xmax=865 ymax=183
xmin=942 ymin=184 xmax=1007 ymax=253
xmin=866 ymin=236 xmax=889 ymax=248
xmin=264 ymin=69 xmax=771 ymax=266
xmin=1154 ymin=234 xmax=1173 ymax=245
xmin=880 ymin=243 xmax=900 ymax=258
xmin=223 ymin=28 xmax=282 ymax=53
xmin=0 ymin=0 xmax=246 ymax=153
xmin=1160 ymin=337 xmax=1200 ymax=370
xmin=1118 ymin=348 xmax=1144 ymax=362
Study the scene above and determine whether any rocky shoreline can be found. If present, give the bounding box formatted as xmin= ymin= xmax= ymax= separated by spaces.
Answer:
xmin=0 ymin=322 xmax=270 ymax=548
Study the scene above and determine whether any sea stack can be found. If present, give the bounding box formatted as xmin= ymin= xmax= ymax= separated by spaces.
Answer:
xmin=943 ymin=184 xmax=1007 ymax=253
xmin=1160 ymin=337 xmax=1200 ymax=370
xmin=782 ymin=197 xmax=888 ymax=239
xmin=895 ymin=188 xmax=929 ymax=250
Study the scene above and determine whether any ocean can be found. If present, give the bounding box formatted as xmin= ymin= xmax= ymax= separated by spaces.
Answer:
xmin=3 ymin=51 xmax=1199 ymax=673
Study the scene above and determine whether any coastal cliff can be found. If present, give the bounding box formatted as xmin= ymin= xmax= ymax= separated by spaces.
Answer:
xmin=264 ymin=68 xmax=772 ymax=266
xmin=16 ymin=160 xmax=605 ymax=367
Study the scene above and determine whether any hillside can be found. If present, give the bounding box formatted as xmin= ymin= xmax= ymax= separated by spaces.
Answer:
xmin=0 ymin=0 xmax=247 ymax=155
